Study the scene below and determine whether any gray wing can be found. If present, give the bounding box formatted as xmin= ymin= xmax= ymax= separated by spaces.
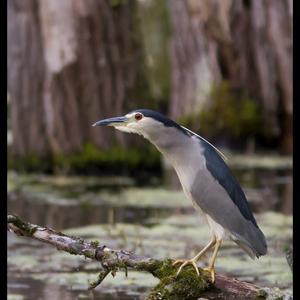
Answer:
xmin=190 ymin=139 xmax=267 ymax=258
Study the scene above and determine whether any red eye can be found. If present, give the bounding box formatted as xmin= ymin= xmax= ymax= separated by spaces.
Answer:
xmin=135 ymin=113 xmax=143 ymax=121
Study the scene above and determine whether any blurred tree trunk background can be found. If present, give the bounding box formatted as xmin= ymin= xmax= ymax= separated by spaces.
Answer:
xmin=7 ymin=0 xmax=150 ymax=157
xmin=7 ymin=0 xmax=292 ymax=172
xmin=168 ymin=0 xmax=292 ymax=154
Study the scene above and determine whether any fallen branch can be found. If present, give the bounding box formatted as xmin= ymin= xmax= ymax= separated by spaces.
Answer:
xmin=7 ymin=214 xmax=277 ymax=299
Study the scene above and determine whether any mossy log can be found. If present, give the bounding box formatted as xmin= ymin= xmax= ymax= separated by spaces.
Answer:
xmin=8 ymin=214 xmax=272 ymax=299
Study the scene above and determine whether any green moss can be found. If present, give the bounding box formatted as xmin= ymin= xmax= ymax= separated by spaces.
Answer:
xmin=8 ymin=214 xmax=38 ymax=236
xmin=178 ymin=81 xmax=262 ymax=140
xmin=109 ymin=0 xmax=126 ymax=8
xmin=146 ymin=259 xmax=210 ymax=300
xmin=8 ymin=153 xmax=52 ymax=173
xmin=8 ymin=143 xmax=161 ymax=175
xmin=59 ymin=143 xmax=161 ymax=174
xmin=203 ymin=81 xmax=261 ymax=137
xmin=153 ymin=259 xmax=176 ymax=279
xmin=90 ymin=240 xmax=100 ymax=247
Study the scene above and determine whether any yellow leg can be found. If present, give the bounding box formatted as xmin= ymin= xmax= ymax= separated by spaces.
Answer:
xmin=173 ymin=237 xmax=216 ymax=276
xmin=204 ymin=239 xmax=222 ymax=283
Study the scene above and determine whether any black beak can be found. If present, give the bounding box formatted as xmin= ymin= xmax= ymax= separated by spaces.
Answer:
xmin=92 ymin=116 xmax=128 ymax=127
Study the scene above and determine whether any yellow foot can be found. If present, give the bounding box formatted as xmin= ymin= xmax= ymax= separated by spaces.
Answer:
xmin=172 ymin=259 xmax=200 ymax=276
xmin=203 ymin=267 xmax=215 ymax=283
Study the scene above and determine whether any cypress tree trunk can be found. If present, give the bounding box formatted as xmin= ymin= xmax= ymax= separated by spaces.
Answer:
xmin=7 ymin=0 xmax=148 ymax=157
xmin=168 ymin=0 xmax=292 ymax=154
xmin=167 ymin=0 xmax=222 ymax=119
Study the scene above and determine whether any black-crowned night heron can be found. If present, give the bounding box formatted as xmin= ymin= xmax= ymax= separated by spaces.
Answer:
xmin=93 ymin=109 xmax=267 ymax=282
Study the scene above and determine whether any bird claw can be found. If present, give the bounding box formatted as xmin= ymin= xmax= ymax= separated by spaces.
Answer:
xmin=172 ymin=259 xmax=185 ymax=266
xmin=203 ymin=267 xmax=215 ymax=283
xmin=172 ymin=259 xmax=200 ymax=277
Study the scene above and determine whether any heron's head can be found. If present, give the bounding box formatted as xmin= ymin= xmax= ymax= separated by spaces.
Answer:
xmin=92 ymin=109 xmax=186 ymax=141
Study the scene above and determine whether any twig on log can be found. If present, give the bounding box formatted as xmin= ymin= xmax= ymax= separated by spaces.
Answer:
xmin=7 ymin=214 xmax=281 ymax=300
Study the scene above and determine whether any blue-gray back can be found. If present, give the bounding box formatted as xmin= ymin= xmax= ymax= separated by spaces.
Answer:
xmin=199 ymin=139 xmax=259 ymax=228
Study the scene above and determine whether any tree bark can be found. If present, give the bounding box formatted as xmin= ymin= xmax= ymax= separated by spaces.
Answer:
xmin=168 ymin=0 xmax=292 ymax=154
xmin=8 ymin=0 xmax=293 ymax=157
xmin=8 ymin=214 xmax=277 ymax=300
xmin=7 ymin=0 xmax=148 ymax=156
xmin=167 ymin=0 xmax=222 ymax=119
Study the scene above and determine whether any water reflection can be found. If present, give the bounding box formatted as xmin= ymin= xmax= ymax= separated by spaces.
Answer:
xmin=7 ymin=276 xmax=143 ymax=300
xmin=8 ymin=169 xmax=292 ymax=232
xmin=8 ymin=192 xmax=187 ymax=229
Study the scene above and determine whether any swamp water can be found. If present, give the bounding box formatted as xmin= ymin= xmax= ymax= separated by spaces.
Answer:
xmin=7 ymin=158 xmax=292 ymax=299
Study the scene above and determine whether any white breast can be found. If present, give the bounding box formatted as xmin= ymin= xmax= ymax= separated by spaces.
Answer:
xmin=171 ymin=136 xmax=206 ymax=191
xmin=160 ymin=136 xmax=226 ymax=240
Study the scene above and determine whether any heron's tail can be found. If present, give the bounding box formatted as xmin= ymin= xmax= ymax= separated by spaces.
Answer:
xmin=231 ymin=224 xmax=267 ymax=259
